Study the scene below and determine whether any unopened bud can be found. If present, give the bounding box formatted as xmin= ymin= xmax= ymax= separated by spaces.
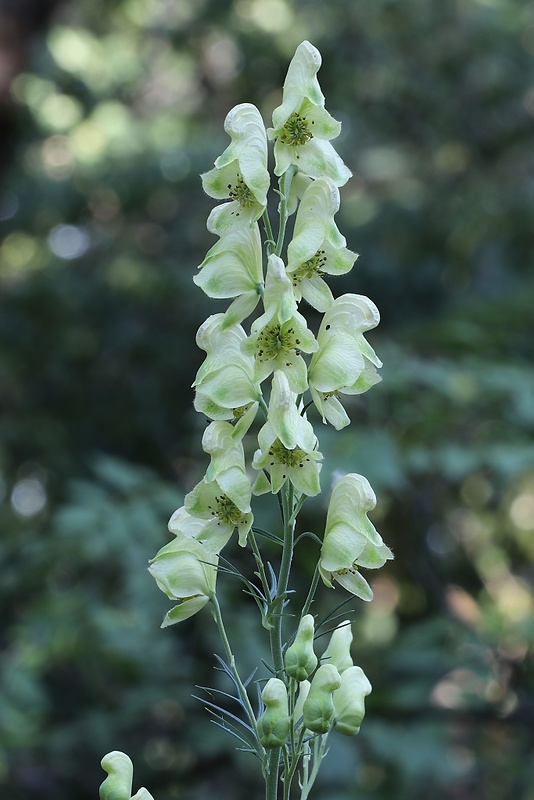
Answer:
xmin=302 ymin=663 xmax=341 ymax=734
xmin=320 ymin=620 xmax=353 ymax=673
xmin=99 ymin=752 xmax=155 ymax=800
xmin=257 ymin=678 xmax=291 ymax=748
xmin=284 ymin=614 xmax=318 ymax=681
xmin=293 ymin=679 xmax=311 ymax=725
xmin=333 ymin=665 xmax=372 ymax=736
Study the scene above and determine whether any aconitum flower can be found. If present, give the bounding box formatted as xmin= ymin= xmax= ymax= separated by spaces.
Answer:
xmin=202 ymin=103 xmax=269 ymax=225
xmin=194 ymin=314 xmax=260 ymax=425
xmin=242 ymin=254 xmax=318 ymax=393
xmin=268 ymin=41 xmax=351 ymax=186
xmin=319 ymin=473 xmax=393 ymax=601
xmin=286 ymin=178 xmax=357 ymax=311
xmin=167 ymin=506 xmax=226 ymax=553
xmin=177 ymin=418 xmax=254 ymax=551
xmin=308 ymin=294 xmax=382 ymax=429
xmin=252 ymin=371 xmax=322 ymax=496
xmin=184 ymin=465 xmax=254 ymax=548
xmin=148 ymin=532 xmax=218 ymax=626
xmin=194 ymin=206 xmax=263 ymax=328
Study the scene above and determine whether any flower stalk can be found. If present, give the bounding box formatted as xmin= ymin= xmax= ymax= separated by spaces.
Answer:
xmin=100 ymin=40 xmax=393 ymax=800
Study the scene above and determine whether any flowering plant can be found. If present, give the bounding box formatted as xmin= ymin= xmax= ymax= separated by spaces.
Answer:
xmin=99 ymin=41 xmax=392 ymax=800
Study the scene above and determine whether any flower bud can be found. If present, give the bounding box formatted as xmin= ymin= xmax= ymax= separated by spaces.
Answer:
xmin=284 ymin=614 xmax=318 ymax=681
xmin=320 ymin=620 xmax=353 ymax=673
xmin=302 ymin=663 xmax=341 ymax=734
xmin=99 ymin=752 xmax=155 ymax=800
xmin=293 ymin=680 xmax=311 ymax=725
xmin=333 ymin=666 xmax=372 ymax=736
xmin=257 ymin=678 xmax=291 ymax=748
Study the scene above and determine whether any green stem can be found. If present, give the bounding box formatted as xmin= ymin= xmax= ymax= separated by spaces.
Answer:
xmin=274 ymin=167 xmax=296 ymax=258
xmin=300 ymin=735 xmax=328 ymax=800
xmin=266 ymin=749 xmax=281 ymax=800
xmin=263 ymin=208 xmax=276 ymax=256
xmin=248 ymin=528 xmax=273 ymax=611
xmin=269 ymin=481 xmax=295 ymax=675
xmin=301 ymin=564 xmax=321 ymax=619
xmin=210 ymin=593 xmax=259 ymax=734
xmin=265 ymin=481 xmax=295 ymax=800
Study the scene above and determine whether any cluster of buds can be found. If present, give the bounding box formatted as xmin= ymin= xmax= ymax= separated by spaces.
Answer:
xmin=257 ymin=617 xmax=371 ymax=748
xmin=149 ymin=40 xmax=392 ymax=626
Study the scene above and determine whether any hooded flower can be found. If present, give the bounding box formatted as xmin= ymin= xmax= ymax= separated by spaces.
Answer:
xmin=308 ymin=294 xmax=382 ymax=429
xmin=148 ymin=532 xmax=218 ymax=626
xmin=202 ymin=103 xmax=269 ymax=225
xmin=242 ymin=254 xmax=318 ymax=393
xmin=319 ymin=473 xmax=393 ymax=601
xmin=167 ymin=505 xmax=226 ymax=553
xmin=252 ymin=371 xmax=322 ymax=496
xmin=194 ymin=206 xmax=264 ymax=328
xmin=286 ymin=178 xmax=357 ymax=311
xmin=194 ymin=314 xmax=261 ymax=425
xmin=184 ymin=426 xmax=254 ymax=548
xmin=268 ymin=41 xmax=351 ymax=186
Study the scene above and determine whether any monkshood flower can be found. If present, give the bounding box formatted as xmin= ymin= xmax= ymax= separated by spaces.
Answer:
xmin=319 ymin=473 xmax=393 ymax=601
xmin=308 ymin=294 xmax=382 ymax=429
xmin=242 ymin=254 xmax=318 ymax=393
xmin=286 ymin=178 xmax=357 ymax=311
xmin=194 ymin=205 xmax=263 ymax=328
xmin=252 ymin=371 xmax=322 ymax=496
xmin=332 ymin=666 xmax=372 ymax=736
xmin=148 ymin=532 xmax=218 ymax=626
xmin=202 ymin=103 xmax=269 ymax=225
xmin=167 ymin=505 xmax=226 ymax=553
xmin=268 ymin=41 xmax=351 ymax=186
xmin=194 ymin=314 xmax=260 ymax=425
xmin=183 ymin=421 xmax=253 ymax=548
xmin=100 ymin=751 xmax=155 ymax=800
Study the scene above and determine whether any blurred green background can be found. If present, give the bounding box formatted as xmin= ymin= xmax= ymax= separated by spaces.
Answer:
xmin=1 ymin=0 xmax=534 ymax=798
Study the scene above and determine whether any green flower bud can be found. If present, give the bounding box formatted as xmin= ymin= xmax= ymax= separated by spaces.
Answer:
xmin=99 ymin=752 xmax=155 ymax=800
xmin=333 ymin=666 xmax=372 ymax=736
xmin=302 ymin=663 xmax=341 ymax=734
xmin=284 ymin=614 xmax=318 ymax=681
xmin=257 ymin=678 xmax=291 ymax=748
xmin=320 ymin=620 xmax=353 ymax=674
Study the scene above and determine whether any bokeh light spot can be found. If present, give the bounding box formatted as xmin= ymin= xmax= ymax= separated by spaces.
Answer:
xmin=11 ymin=478 xmax=47 ymax=518
xmin=48 ymin=225 xmax=90 ymax=260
